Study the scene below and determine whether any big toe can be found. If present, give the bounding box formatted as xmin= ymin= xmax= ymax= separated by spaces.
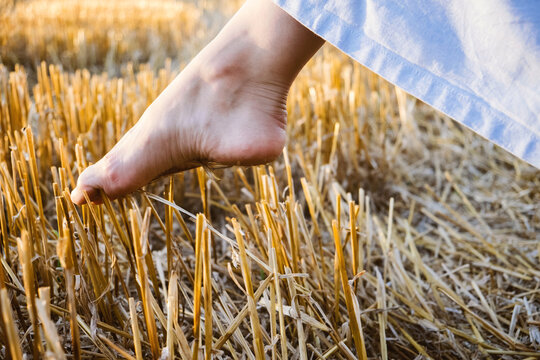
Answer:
xmin=71 ymin=162 xmax=108 ymax=205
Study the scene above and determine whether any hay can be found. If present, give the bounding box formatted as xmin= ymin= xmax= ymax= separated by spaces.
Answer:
xmin=0 ymin=0 xmax=539 ymax=359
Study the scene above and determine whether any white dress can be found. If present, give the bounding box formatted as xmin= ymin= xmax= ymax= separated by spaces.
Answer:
xmin=273 ymin=0 xmax=540 ymax=168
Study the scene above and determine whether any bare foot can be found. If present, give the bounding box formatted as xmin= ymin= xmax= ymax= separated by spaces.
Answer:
xmin=71 ymin=0 xmax=323 ymax=204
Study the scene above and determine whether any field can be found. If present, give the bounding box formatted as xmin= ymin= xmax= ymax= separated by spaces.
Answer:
xmin=1 ymin=0 xmax=539 ymax=359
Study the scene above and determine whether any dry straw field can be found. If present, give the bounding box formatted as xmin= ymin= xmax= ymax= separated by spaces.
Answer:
xmin=1 ymin=0 xmax=539 ymax=359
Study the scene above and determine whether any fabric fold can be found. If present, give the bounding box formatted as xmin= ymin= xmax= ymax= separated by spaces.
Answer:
xmin=273 ymin=0 xmax=540 ymax=168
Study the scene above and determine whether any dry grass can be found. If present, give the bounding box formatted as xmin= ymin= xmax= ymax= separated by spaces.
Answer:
xmin=0 ymin=0 xmax=238 ymax=75
xmin=0 ymin=0 xmax=539 ymax=359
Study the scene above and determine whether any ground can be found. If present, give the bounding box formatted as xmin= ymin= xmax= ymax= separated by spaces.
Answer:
xmin=0 ymin=0 xmax=539 ymax=359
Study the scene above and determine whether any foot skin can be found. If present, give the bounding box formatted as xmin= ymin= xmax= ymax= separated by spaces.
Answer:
xmin=71 ymin=0 xmax=324 ymax=205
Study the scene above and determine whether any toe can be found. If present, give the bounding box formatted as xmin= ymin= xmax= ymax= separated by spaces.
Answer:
xmin=71 ymin=163 xmax=106 ymax=205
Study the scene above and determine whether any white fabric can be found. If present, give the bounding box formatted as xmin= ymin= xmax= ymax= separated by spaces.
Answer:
xmin=273 ymin=0 xmax=540 ymax=168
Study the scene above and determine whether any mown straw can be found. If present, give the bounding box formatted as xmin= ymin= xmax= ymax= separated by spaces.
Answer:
xmin=192 ymin=213 xmax=205 ymax=360
xmin=131 ymin=208 xmax=160 ymax=359
xmin=232 ymin=219 xmax=265 ymax=359
xmin=0 ymin=287 xmax=23 ymax=360
xmin=0 ymin=0 xmax=538 ymax=358
xmin=36 ymin=287 xmax=67 ymax=359
xmin=129 ymin=297 xmax=144 ymax=360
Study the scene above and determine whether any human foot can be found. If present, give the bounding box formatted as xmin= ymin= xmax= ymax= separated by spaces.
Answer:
xmin=71 ymin=53 xmax=289 ymax=204
xmin=71 ymin=0 xmax=324 ymax=205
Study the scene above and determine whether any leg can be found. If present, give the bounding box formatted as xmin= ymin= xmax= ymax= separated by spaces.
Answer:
xmin=71 ymin=0 xmax=324 ymax=205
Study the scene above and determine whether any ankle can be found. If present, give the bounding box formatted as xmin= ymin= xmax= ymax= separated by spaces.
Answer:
xmin=198 ymin=38 xmax=255 ymax=85
xmin=197 ymin=0 xmax=323 ymax=87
